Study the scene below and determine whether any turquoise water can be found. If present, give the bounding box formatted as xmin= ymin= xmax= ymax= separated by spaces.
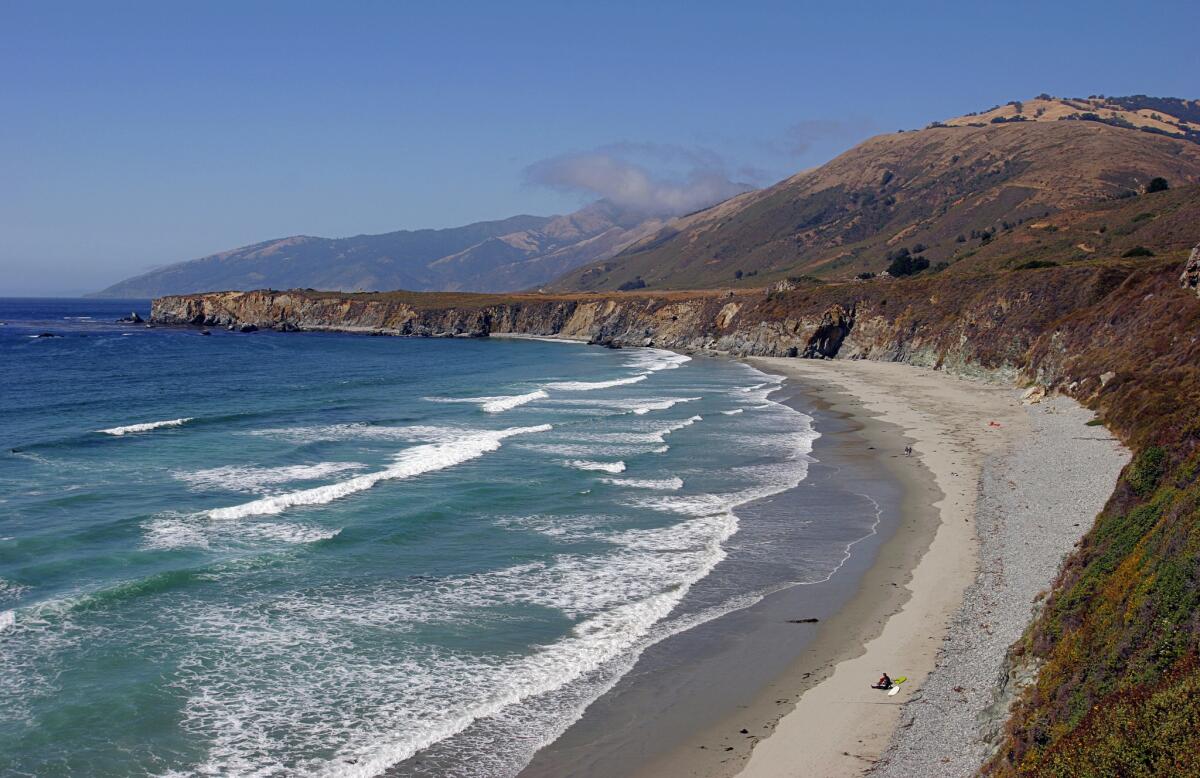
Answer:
xmin=0 ymin=299 xmax=877 ymax=777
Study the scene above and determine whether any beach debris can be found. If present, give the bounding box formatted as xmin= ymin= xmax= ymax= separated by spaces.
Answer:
xmin=786 ymin=618 xmax=819 ymax=623
xmin=989 ymin=421 xmax=1002 ymax=427
xmin=1021 ymin=385 xmax=1046 ymax=404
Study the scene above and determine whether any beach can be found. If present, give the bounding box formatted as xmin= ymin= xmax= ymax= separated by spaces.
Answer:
xmin=736 ymin=359 xmax=1128 ymax=777
xmin=522 ymin=356 xmax=1128 ymax=778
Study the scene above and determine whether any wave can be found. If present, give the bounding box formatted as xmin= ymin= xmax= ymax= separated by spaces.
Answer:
xmin=564 ymin=460 xmax=626 ymax=474
xmin=631 ymin=397 xmax=699 ymax=415
xmin=425 ymin=390 xmax=549 ymax=413
xmin=143 ymin=515 xmax=343 ymax=550
xmin=480 ymin=390 xmax=548 ymax=413
xmin=623 ymin=349 xmax=692 ymax=372
xmin=721 ymin=408 xmax=744 ymax=415
xmin=173 ymin=462 xmax=368 ymax=494
xmin=0 ymin=609 xmax=13 ymax=632
xmin=249 ymin=424 xmax=461 ymax=444
xmin=601 ymin=476 xmax=684 ymax=490
xmin=545 ymin=375 xmax=647 ymax=391
xmin=209 ymin=425 xmax=551 ymax=519
xmin=171 ymin=510 xmax=739 ymax=778
xmin=99 ymin=417 xmax=193 ymax=436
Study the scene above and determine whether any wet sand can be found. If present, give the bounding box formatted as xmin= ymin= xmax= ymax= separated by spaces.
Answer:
xmin=521 ymin=359 xmax=986 ymax=777
xmin=736 ymin=359 xmax=1024 ymax=778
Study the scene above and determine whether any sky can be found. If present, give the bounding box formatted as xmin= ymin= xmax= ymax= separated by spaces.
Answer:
xmin=2 ymin=1 xmax=1197 ymax=295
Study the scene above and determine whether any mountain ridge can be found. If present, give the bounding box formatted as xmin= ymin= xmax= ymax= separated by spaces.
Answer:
xmin=550 ymin=116 xmax=1200 ymax=291
xmin=91 ymin=204 xmax=663 ymax=298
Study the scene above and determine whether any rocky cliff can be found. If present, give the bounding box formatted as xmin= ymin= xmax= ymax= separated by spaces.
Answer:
xmin=151 ymin=258 xmax=1160 ymax=390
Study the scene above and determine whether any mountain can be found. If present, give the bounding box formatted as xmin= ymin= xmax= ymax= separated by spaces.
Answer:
xmin=550 ymin=105 xmax=1200 ymax=292
xmin=91 ymin=202 xmax=661 ymax=298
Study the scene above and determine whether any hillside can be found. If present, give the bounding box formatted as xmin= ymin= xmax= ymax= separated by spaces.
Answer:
xmin=551 ymin=118 xmax=1200 ymax=291
xmin=92 ymin=202 xmax=660 ymax=298
xmin=943 ymin=94 xmax=1200 ymax=144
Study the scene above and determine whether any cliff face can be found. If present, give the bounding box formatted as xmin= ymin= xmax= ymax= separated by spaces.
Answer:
xmin=151 ymin=260 xmax=1152 ymax=387
xmin=153 ymin=257 xmax=1200 ymax=774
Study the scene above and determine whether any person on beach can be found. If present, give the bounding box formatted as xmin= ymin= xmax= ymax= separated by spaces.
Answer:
xmin=871 ymin=673 xmax=893 ymax=690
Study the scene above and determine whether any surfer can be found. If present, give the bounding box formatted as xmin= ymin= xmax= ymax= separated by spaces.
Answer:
xmin=871 ymin=672 xmax=893 ymax=690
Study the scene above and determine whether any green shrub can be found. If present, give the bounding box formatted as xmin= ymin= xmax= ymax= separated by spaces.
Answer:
xmin=1147 ymin=177 xmax=1170 ymax=193
xmin=1122 ymin=246 xmax=1156 ymax=258
xmin=1014 ymin=260 xmax=1060 ymax=270
xmin=1129 ymin=446 xmax=1167 ymax=496
xmin=886 ymin=254 xmax=930 ymax=277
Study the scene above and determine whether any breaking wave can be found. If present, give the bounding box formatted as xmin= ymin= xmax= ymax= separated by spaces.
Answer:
xmin=209 ymin=425 xmax=552 ymax=519
xmin=545 ymin=375 xmax=647 ymax=391
xmin=564 ymin=460 xmax=626 ymax=474
xmin=99 ymin=417 xmax=193 ymax=436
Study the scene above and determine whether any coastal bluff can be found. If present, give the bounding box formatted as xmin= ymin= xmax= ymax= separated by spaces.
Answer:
xmin=152 ymin=256 xmax=1180 ymax=396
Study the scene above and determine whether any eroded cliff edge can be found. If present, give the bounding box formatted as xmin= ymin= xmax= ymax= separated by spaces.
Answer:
xmin=151 ymin=259 xmax=1140 ymax=386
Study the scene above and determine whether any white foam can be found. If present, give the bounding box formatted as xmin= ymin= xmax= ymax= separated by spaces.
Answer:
xmin=426 ymin=390 xmax=549 ymax=413
xmin=209 ymin=425 xmax=551 ymax=519
xmin=174 ymin=462 xmax=367 ymax=494
xmin=0 ymin=609 xmax=13 ymax=632
xmin=545 ymin=375 xmax=647 ymax=391
xmin=601 ymin=476 xmax=684 ymax=490
xmin=564 ymin=460 xmax=626 ymax=474
xmin=631 ymin=397 xmax=699 ymax=415
xmin=0 ymin=577 xmax=28 ymax=602
xmin=480 ymin=390 xmax=549 ymax=413
xmin=142 ymin=514 xmax=342 ymax=550
xmin=623 ymin=349 xmax=692 ymax=372
xmin=250 ymin=424 xmax=461 ymax=444
xmin=171 ymin=502 xmax=740 ymax=778
xmin=721 ymin=408 xmax=744 ymax=415
xmin=99 ymin=417 xmax=193 ymax=436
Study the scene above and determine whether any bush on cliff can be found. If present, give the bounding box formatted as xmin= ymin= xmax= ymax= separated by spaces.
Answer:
xmin=886 ymin=254 xmax=930 ymax=276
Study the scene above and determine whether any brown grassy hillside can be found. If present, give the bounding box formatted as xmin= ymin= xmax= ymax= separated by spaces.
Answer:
xmin=550 ymin=120 xmax=1200 ymax=292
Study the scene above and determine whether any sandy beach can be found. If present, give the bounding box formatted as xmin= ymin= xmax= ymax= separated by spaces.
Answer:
xmin=734 ymin=359 xmax=1128 ymax=778
xmin=521 ymin=356 xmax=1128 ymax=778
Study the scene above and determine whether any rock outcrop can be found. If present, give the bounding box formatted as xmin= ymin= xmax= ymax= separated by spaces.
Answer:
xmin=1180 ymin=243 xmax=1200 ymax=295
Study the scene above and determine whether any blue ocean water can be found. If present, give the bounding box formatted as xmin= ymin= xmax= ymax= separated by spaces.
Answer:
xmin=0 ymin=298 xmax=879 ymax=777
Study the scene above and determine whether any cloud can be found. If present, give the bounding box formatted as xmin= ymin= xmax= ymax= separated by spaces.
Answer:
xmin=524 ymin=143 xmax=753 ymax=217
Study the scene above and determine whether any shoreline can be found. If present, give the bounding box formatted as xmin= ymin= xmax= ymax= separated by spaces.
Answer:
xmin=523 ymin=351 xmax=1126 ymax=778
xmin=734 ymin=359 xmax=1025 ymax=777
xmin=520 ymin=354 xmax=981 ymax=777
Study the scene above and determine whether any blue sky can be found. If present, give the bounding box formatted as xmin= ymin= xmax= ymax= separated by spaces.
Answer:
xmin=2 ymin=1 xmax=1197 ymax=295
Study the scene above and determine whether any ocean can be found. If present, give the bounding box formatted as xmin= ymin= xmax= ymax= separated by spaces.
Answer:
xmin=0 ymin=298 xmax=881 ymax=777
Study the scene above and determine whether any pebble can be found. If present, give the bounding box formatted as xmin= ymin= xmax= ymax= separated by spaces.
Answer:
xmin=872 ymin=396 xmax=1128 ymax=777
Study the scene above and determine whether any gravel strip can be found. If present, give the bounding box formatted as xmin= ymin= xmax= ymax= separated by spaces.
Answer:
xmin=872 ymin=395 xmax=1129 ymax=777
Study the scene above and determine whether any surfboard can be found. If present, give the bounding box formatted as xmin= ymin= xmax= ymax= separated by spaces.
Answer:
xmin=887 ymin=676 xmax=908 ymax=696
